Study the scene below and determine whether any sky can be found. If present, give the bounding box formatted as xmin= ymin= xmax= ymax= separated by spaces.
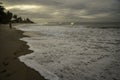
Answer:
xmin=1 ymin=0 xmax=120 ymax=22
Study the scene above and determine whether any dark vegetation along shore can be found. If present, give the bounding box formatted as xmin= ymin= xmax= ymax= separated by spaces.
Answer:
xmin=0 ymin=2 xmax=46 ymax=80
xmin=0 ymin=2 xmax=34 ymax=28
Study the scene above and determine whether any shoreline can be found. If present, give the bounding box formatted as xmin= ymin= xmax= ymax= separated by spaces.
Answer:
xmin=14 ymin=24 xmax=120 ymax=80
xmin=0 ymin=24 xmax=46 ymax=80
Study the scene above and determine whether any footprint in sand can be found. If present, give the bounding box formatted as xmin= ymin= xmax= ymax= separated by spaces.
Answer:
xmin=14 ymin=52 xmax=17 ymax=55
xmin=1 ymin=69 xmax=7 ymax=73
xmin=0 ymin=69 xmax=13 ymax=78
xmin=5 ymin=72 xmax=15 ymax=77
xmin=6 ymin=73 xmax=12 ymax=77
xmin=2 ymin=61 xmax=9 ymax=66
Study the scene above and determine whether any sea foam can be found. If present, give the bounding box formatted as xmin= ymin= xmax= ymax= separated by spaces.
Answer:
xmin=15 ymin=24 xmax=120 ymax=80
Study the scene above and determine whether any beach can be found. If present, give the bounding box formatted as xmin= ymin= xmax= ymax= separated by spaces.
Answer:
xmin=0 ymin=24 xmax=46 ymax=80
xmin=1 ymin=23 xmax=120 ymax=80
xmin=1 ymin=0 xmax=120 ymax=80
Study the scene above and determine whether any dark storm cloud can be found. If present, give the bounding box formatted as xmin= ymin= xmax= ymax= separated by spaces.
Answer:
xmin=2 ymin=0 xmax=120 ymax=22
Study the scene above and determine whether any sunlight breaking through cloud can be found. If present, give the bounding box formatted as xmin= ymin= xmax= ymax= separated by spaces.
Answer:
xmin=6 ymin=5 xmax=43 ymax=10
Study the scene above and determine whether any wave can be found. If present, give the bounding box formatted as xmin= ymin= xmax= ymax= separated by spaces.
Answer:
xmin=15 ymin=24 xmax=120 ymax=80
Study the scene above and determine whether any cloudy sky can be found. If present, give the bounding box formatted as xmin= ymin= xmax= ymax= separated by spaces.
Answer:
xmin=1 ymin=0 xmax=120 ymax=22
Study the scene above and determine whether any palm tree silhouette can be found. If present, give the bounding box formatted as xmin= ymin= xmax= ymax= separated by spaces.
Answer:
xmin=0 ymin=2 xmax=34 ymax=26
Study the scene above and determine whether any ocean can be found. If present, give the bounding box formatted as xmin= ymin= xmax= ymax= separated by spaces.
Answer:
xmin=15 ymin=23 xmax=120 ymax=80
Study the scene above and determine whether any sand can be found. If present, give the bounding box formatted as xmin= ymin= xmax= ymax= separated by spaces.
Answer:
xmin=0 ymin=24 xmax=46 ymax=80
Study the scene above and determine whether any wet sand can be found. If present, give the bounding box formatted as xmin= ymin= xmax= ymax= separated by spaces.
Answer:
xmin=0 ymin=24 xmax=46 ymax=80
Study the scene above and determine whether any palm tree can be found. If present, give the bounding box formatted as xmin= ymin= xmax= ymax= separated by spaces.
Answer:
xmin=0 ymin=2 xmax=6 ymax=24
xmin=13 ymin=14 xmax=18 ymax=20
xmin=6 ymin=11 xmax=13 ymax=21
xmin=0 ymin=3 xmax=13 ymax=28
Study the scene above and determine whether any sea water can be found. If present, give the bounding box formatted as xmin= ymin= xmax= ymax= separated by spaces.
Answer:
xmin=15 ymin=23 xmax=120 ymax=80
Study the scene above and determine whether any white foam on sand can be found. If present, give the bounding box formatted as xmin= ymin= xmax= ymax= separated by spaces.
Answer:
xmin=15 ymin=24 xmax=120 ymax=80
xmin=19 ymin=46 xmax=59 ymax=80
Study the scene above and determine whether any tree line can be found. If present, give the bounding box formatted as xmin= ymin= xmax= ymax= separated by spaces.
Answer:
xmin=0 ymin=2 xmax=34 ymax=25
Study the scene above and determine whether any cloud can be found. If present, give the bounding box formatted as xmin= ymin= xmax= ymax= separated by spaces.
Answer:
xmin=2 ymin=0 xmax=120 ymax=22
